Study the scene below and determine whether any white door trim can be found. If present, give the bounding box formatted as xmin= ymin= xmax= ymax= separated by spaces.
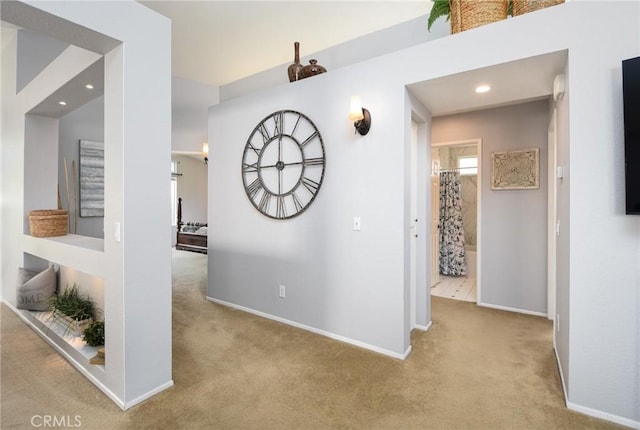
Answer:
xmin=547 ymin=109 xmax=558 ymax=321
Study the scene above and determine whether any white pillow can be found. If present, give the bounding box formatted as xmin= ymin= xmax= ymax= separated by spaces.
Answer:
xmin=16 ymin=266 xmax=57 ymax=311
xmin=195 ymin=226 xmax=208 ymax=235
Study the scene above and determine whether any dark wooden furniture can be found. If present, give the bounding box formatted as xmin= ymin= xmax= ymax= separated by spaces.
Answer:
xmin=176 ymin=197 xmax=207 ymax=254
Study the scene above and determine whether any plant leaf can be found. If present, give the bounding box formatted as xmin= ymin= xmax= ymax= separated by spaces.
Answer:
xmin=428 ymin=0 xmax=451 ymax=31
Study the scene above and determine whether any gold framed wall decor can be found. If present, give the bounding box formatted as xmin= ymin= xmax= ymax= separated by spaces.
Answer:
xmin=491 ymin=148 xmax=539 ymax=190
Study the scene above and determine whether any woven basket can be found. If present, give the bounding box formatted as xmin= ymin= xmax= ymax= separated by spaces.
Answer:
xmin=450 ymin=0 xmax=509 ymax=34
xmin=28 ymin=210 xmax=68 ymax=237
xmin=512 ymin=0 xmax=564 ymax=16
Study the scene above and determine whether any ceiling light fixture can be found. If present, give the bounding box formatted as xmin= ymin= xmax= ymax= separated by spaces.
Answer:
xmin=475 ymin=85 xmax=491 ymax=94
xmin=58 ymin=101 xmax=67 ymax=106
xmin=85 ymin=84 xmax=94 ymax=89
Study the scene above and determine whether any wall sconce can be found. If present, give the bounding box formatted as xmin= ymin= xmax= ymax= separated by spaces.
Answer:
xmin=202 ymin=142 xmax=209 ymax=164
xmin=553 ymin=74 xmax=565 ymax=101
xmin=349 ymin=96 xmax=371 ymax=136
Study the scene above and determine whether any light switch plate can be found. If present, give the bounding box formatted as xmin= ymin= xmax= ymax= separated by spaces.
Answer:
xmin=353 ymin=217 xmax=361 ymax=231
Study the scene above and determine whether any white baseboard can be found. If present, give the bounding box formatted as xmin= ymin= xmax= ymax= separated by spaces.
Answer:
xmin=477 ymin=301 xmax=547 ymax=317
xmin=552 ymin=344 xmax=568 ymax=406
xmin=124 ymin=380 xmax=175 ymax=410
xmin=206 ymin=296 xmax=411 ymax=360
xmin=413 ymin=321 xmax=432 ymax=332
xmin=554 ymin=330 xmax=638 ymax=429
xmin=567 ymin=401 xmax=640 ymax=429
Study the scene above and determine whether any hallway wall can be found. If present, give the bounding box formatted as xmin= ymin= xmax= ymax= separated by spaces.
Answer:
xmin=432 ymin=100 xmax=550 ymax=314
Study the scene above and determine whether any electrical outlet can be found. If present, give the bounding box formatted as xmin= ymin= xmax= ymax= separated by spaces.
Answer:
xmin=279 ymin=285 xmax=286 ymax=298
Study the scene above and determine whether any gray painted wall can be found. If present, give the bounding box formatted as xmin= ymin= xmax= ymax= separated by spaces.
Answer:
xmin=208 ymin=72 xmax=409 ymax=357
xmin=58 ymin=96 xmax=104 ymax=238
xmin=172 ymin=77 xmax=219 ymax=153
xmin=206 ymin=5 xmax=640 ymax=423
xmin=432 ymin=100 xmax=550 ymax=314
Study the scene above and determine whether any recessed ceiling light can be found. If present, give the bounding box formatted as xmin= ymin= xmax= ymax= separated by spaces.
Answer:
xmin=475 ymin=85 xmax=491 ymax=93
xmin=85 ymin=84 xmax=94 ymax=89
xmin=58 ymin=101 xmax=67 ymax=106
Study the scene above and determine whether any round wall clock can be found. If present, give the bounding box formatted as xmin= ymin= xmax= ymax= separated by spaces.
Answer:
xmin=242 ymin=110 xmax=326 ymax=219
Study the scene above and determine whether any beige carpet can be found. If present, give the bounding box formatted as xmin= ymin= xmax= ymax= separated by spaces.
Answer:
xmin=1 ymin=250 xmax=624 ymax=429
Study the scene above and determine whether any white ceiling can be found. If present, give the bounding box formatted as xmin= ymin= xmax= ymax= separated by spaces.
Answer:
xmin=4 ymin=2 xmax=567 ymax=120
xmin=407 ymin=51 xmax=568 ymax=117
xmin=138 ymin=1 xmax=566 ymax=115
xmin=139 ymin=0 xmax=429 ymax=86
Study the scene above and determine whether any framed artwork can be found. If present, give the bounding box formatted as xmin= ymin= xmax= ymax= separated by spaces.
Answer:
xmin=79 ymin=139 xmax=104 ymax=217
xmin=491 ymin=148 xmax=539 ymax=190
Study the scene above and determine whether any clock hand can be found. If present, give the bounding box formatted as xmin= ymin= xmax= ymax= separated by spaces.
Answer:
xmin=278 ymin=134 xmax=283 ymax=194
xmin=260 ymin=160 xmax=304 ymax=169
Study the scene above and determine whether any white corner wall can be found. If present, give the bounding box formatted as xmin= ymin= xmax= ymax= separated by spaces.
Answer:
xmin=1 ymin=0 xmax=173 ymax=409
xmin=209 ymin=2 xmax=639 ymax=426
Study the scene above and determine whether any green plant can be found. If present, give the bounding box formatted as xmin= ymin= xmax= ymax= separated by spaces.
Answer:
xmin=428 ymin=0 xmax=451 ymax=31
xmin=49 ymin=283 xmax=96 ymax=321
xmin=83 ymin=320 xmax=105 ymax=346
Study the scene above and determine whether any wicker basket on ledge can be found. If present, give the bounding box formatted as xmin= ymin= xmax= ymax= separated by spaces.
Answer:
xmin=450 ymin=0 xmax=509 ymax=34
xmin=512 ymin=0 xmax=564 ymax=16
xmin=28 ymin=210 xmax=68 ymax=237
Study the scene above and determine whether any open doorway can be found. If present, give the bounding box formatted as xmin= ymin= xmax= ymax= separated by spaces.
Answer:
xmin=431 ymin=139 xmax=481 ymax=303
xmin=171 ymin=152 xmax=208 ymax=251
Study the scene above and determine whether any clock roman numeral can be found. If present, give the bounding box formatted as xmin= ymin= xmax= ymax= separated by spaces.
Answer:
xmin=291 ymin=113 xmax=302 ymax=136
xmin=243 ymin=162 xmax=258 ymax=173
xmin=258 ymin=192 xmax=271 ymax=213
xmin=246 ymin=178 xmax=263 ymax=199
xmin=248 ymin=143 xmax=262 ymax=157
xmin=276 ymin=196 xmax=287 ymax=218
xmin=299 ymin=131 xmax=319 ymax=148
xmin=258 ymin=123 xmax=271 ymax=144
xmin=303 ymin=157 xmax=324 ymax=167
xmin=291 ymin=192 xmax=304 ymax=212
xmin=274 ymin=111 xmax=284 ymax=136
xmin=301 ymin=177 xmax=320 ymax=194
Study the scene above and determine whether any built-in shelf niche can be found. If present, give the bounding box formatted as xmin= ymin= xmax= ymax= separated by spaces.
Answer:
xmin=23 ymin=234 xmax=104 ymax=277
xmin=23 ymin=43 xmax=105 ymax=241
xmin=18 ymin=253 xmax=106 ymax=378
xmin=20 ymin=309 xmax=105 ymax=371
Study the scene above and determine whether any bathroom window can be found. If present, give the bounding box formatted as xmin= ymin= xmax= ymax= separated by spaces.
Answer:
xmin=458 ymin=156 xmax=478 ymax=175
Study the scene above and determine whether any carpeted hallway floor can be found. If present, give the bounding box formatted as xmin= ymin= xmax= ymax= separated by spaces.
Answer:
xmin=1 ymin=249 xmax=624 ymax=429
